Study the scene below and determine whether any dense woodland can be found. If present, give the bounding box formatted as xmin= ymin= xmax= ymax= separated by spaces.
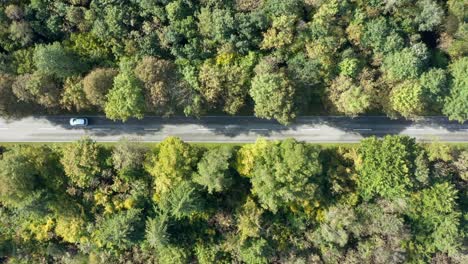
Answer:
xmin=0 ymin=136 xmax=466 ymax=263
xmin=0 ymin=0 xmax=467 ymax=124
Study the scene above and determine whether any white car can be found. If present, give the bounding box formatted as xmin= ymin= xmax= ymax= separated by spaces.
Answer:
xmin=69 ymin=118 xmax=88 ymax=127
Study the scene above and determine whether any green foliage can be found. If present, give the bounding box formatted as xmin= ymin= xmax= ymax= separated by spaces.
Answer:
xmin=357 ymin=136 xmax=419 ymax=200
xmin=61 ymin=137 xmax=102 ymax=188
xmin=0 ymin=147 xmax=40 ymax=208
xmin=104 ymin=71 xmax=145 ymax=122
xmin=91 ymin=208 xmax=142 ymax=252
xmin=407 ymin=183 xmax=462 ymax=256
xmin=382 ymin=44 xmax=428 ymax=81
xmin=146 ymin=137 xmax=199 ymax=200
xmin=33 ymin=42 xmax=87 ymax=78
xmin=390 ymin=80 xmax=425 ymax=118
xmin=199 ymin=52 xmax=257 ymax=115
xmin=328 ymin=75 xmax=371 ymax=116
xmin=60 ymin=76 xmax=91 ymax=112
xmin=242 ymin=138 xmax=322 ymax=212
xmin=250 ymin=58 xmax=296 ymax=125
xmin=443 ymin=57 xmax=468 ymax=122
xmin=0 ymin=137 xmax=466 ymax=262
xmin=194 ymin=146 xmax=234 ymax=194
xmin=0 ymin=0 xmax=465 ymax=123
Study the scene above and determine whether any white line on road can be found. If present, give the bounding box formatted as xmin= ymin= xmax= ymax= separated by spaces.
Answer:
xmin=92 ymin=128 xmax=111 ymax=131
xmin=353 ymin=128 xmax=372 ymax=131
xmin=197 ymin=128 xmax=216 ymax=131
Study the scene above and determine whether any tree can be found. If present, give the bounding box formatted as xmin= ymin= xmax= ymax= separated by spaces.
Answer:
xmin=146 ymin=137 xmax=199 ymax=201
xmin=83 ymin=68 xmax=118 ymax=108
xmin=414 ymin=0 xmax=444 ymax=31
xmin=61 ymin=137 xmax=102 ymax=188
xmin=237 ymin=197 xmax=264 ymax=242
xmin=328 ymin=75 xmax=371 ymax=116
xmin=33 ymin=42 xmax=87 ymax=78
xmin=12 ymin=72 xmax=61 ymax=108
xmin=419 ymin=68 xmax=448 ymax=112
xmin=389 ymin=80 xmax=425 ymax=118
xmin=104 ymin=71 xmax=145 ymax=122
xmin=199 ymin=52 xmax=256 ymax=115
xmin=112 ymin=138 xmax=147 ymax=172
xmin=382 ymin=44 xmax=428 ymax=82
xmin=91 ymin=208 xmax=142 ymax=252
xmin=0 ymin=147 xmax=40 ymax=208
xmin=356 ymin=136 xmax=419 ymax=200
xmin=240 ymin=138 xmax=322 ymax=212
xmin=261 ymin=15 xmax=296 ymax=50
xmin=250 ymin=58 xmax=296 ymax=125
xmin=0 ymin=74 xmax=19 ymax=117
xmin=443 ymin=57 xmax=468 ymax=123
xmin=407 ymin=183 xmax=462 ymax=256
xmin=134 ymin=56 xmax=192 ymax=116
xmin=194 ymin=146 xmax=234 ymax=194
xmin=60 ymin=76 xmax=91 ymax=112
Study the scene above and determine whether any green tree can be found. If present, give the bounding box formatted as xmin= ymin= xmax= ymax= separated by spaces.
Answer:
xmin=419 ymin=68 xmax=448 ymax=112
xmin=250 ymin=58 xmax=296 ymax=125
xmin=443 ymin=57 xmax=468 ymax=123
xmin=104 ymin=71 xmax=145 ymax=121
xmin=82 ymin=68 xmax=118 ymax=108
xmin=12 ymin=72 xmax=61 ymax=108
xmin=0 ymin=147 xmax=40 ymax=208
xmin=194 ymin=146 xmax=234 ymax=194
xmin=0 ymin=74 xmax=19 ymax=117
xmin=61 ymin=137 xmax=102 ymax=188
xmin=112 ymin=138 xmax=147 ymax=173
xmin=241 ymin=138 xmax=322 ymax=213
xmin=407 ymin=183 xmax=462 ymax=257
xmin=146 ymin=137 xmax=199 ymax=201
xmin=382 ymin=44 xmax=428 ymax=82
xmin=33 ymin=42 xmax=87 ymax=78
xmin=91 ymin=208 xmax=142 ymax=252
xmin=60 ymin=76 xmax=91 ymax=112
xmin=357 ymin=136 xmax=419 ymax=200
xmin=199 ymin=52 xmax=256 ymax=115
xmin=390 ymin=80 xmax=426 ymax=118
xmin=328 ymin=75 xmax=371 ymax=116
xmin=237 ymin=197 xmax=264 ymax=242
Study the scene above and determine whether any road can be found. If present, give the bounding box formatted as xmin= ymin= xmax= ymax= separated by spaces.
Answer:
xmin=0 ymin=116 xmax=467 ymax=143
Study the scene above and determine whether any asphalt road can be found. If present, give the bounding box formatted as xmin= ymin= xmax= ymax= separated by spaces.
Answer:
xmin=0 ymin=116 xmax=467 ymax=143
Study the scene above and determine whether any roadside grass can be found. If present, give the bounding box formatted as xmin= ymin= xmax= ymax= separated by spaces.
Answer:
xmin=2 ymin=142 xmax=465 ymax=149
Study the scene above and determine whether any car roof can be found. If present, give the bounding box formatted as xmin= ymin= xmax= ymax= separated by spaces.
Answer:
xmin=71 ymin=118 xmax=86 ymax=125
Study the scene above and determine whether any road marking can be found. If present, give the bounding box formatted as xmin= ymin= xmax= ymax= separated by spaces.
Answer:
xmin=197 ymin=128 xmax=215 ymax=131
xmin=353 ymin=128 xmax=372 ymax=131
xmin=92 ymin=128 xmax=111 ymax=131
xmin=250 ymin=129 xmax=269 ymax=131
xmin=39 ymin=127 xmax=56 ymax=130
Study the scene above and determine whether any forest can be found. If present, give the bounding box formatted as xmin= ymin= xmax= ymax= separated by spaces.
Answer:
xmin=0 ymin=136 xmax=466 ymax=263
xmin=0 ymin=0 xmax=467 ymax=124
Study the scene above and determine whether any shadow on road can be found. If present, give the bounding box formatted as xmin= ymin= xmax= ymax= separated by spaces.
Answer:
xmin=31 ymin=115 xmax=465 ymax=141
